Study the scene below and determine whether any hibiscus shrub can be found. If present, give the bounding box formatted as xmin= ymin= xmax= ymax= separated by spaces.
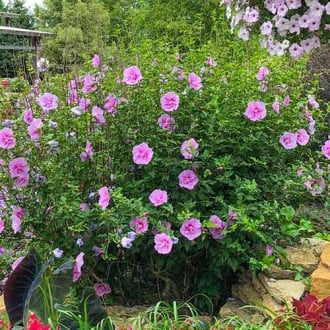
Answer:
xmin=0 ymin=38 xmax=328 ymax=309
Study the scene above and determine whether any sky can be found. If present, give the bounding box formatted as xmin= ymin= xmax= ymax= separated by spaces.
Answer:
xmin=4 ymin=0 xmax=44 ymax=10
xmin=24 ymin=0 xmax=44 ymax=9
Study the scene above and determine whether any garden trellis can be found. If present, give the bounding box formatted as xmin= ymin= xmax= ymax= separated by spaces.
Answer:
xmin=0 ymin=12 xmax=52 ymax=79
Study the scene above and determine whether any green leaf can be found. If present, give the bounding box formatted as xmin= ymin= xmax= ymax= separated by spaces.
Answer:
xmin=23 ymin=260 xmax=52 ymax=326
xmin=204 ymin=220 xmax=219 ymax=229
xmin=51 ymin=260 xmax=75 ymax=306
xmin=28 ymin=260 xmax=75 ymax=325
xmin=280 ymin=206 xmax=295 ymax=221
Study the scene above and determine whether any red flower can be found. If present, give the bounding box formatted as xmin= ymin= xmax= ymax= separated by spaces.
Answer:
xmin=27 ymin=314 xmax=50 ymax=330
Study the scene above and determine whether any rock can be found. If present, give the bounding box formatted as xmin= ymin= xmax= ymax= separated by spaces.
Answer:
xmin=264 ymin=264 xmax=296 ymax=280
xmin=231 ymin=283 xmax=263 ymax=305
xmin=320 ymin=244 xmax=330 ymax=269
xmin=286 ymin=247 xmax=318 ymax=273
xmin=251 ymin=276 xmax=267 ymax=294
xmin=106 ymin=305 xmax=148 ymax=329
xmin=260 ymin=293 xmax=283 ymax=313
xmin=300 ymin=238 xmax=330 ymax=257
xmin=0 ymin=295 xmax=5 ymax=314
xmin=258 ymin=273 xmax=305 ymax=306
xmin=231 ymin=274 xmax=294 ymax=314
xmin=310 ymin=262 xmax=330 ymax=300
xmin=219 ymin=299 xmax=263 ymax=324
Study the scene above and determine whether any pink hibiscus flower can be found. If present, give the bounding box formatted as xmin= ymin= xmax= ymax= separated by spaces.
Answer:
xmin=158 ymin=114 xmax=175 ymax=131
xmin=208 ymin=215 xmax=227 ymax=240
xmin=28 ymin=118 xmax=43 ymax=140
xmin=279 ymin=132 xmax=297 ymax=150
xmin=0 ymin=128 xmax=16 ymax=149
xmin=149 ymin=189 xmax=168 ymax=206
xmin=321 ymin=140 xmax=330 ymax=159
xmin=132 ymin=142 xmax=153 ymax=165
xmin=92 ymin=106 xmax=105 ymax=124
xmin=73 ymin=252 xmax=84 ymax=282
xmin=180 ymin=218 xmax=202 ymax=241
xmin=37 ymin=93 xmax=58 ymax=113
xmin=256 ymin=66 xmax=269 ymax=81
xmin=98 ymin=186 xmax=110 ymax=210
xmin=92 ymin=54 xmax=101 ymax=68
xmin=296 ymin=129 xmax=310 ymax=146
xmin=180 ymin=138 xmax=199 ymax=159
xmin=122 ymin=66 xmax=142 ymax=85
xmin=130 ymin=217 xmax=148 ymax=233
xmin=188 ymin=72 xmax=203 ymax=90
xmin=94 ymin=283 xmax=111 ymax=297
xmin=244 ymin=101 xmax=267 ymax=121
xmin=178 ymin=170 xmax=199 ymax=190
xmin=154 ymin=233 xmax=173 ymax=254
xmin=9 ymin=157 xmax=29 ymax=178
xmin=160 ymin=92 xmax=180 ymax=112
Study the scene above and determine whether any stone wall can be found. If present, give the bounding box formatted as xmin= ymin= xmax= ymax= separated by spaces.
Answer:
xmin=219 ymin=238 xmax=330 ymax=321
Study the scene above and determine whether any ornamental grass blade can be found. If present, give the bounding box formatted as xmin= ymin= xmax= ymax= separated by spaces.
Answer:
xmin=4 ymin=250 xmax=41 ymax=327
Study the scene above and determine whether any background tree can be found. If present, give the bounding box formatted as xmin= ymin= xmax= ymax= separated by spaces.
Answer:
xmin=35 ymin=0 xmax=110 ymax=72
xmin=34 ymin=0 xmax=223 ymax=68
xmin=0 ymin=0 xmax=34 ymax=78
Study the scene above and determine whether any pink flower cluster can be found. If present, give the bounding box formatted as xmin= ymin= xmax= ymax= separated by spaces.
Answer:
xmin=279 ymin=129 xmax=310 ymax=150
xmin=9 ymin=157 xmax=30 ymax=188
xmin=256 ymin=66 xmax=269 ymax=92
xmin=221 ymin=1 xmax=330 ymax=58
xmin=303 ymin=163 xmax=327 ymax=196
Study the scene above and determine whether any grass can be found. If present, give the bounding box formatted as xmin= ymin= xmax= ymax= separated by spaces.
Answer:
xmin=0 ymin=300 xmax=315 ymax=330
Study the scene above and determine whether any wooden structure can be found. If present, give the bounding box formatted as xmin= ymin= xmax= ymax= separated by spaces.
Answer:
xmin=0 ymin=12 xmax=20 ymax=26
xmin=0 ymin=12 xmax=52 ymax=78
